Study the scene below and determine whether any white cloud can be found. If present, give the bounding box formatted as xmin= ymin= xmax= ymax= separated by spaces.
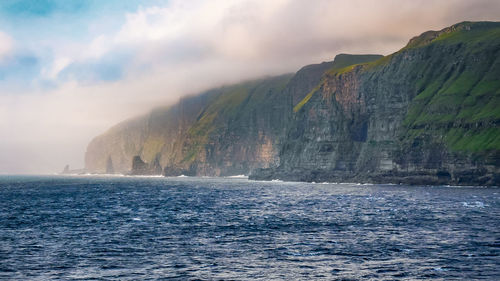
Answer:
xmin=0 ymin=31 xmax=13 ymax=62
xmin=41 ymin=57 xmax=71 ymax=79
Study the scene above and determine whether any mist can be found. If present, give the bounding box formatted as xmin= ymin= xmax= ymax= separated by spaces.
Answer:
xmin=1 ymin=0 xmax=499 ymax=174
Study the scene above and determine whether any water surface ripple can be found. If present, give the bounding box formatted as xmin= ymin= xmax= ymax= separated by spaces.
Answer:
xmin=0 ymin=176 xmax=499 ymax=280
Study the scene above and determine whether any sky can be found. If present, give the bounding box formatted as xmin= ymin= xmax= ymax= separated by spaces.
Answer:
xmin=0 ymin=0 xmax=499 ymax=174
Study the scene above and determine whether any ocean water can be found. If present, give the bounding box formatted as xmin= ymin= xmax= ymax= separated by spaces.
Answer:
xmin=0 ymin=176 xmax=499 ymax=280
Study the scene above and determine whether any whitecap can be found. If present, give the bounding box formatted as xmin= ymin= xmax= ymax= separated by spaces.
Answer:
xmin=462 ymin=201 xmax=485 ymax=208
xmin=227 ymin=175 xmax=248 ymax=178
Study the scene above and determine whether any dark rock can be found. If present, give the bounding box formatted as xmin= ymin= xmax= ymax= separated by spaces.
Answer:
xmin=106 ymin=156 xmax=114 ymax=174
xmin=60 ymin=164 xmax=86 ymax=175
xmin=62 ymin=164 xmax=70 ymax=174
xmin=130 ymin=155 xmax=163 ymax=175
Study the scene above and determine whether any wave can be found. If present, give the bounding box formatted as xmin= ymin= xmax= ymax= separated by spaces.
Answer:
xmin=461 ymin=201 xmax=487 ymax=208
xmin=126 ymin=175 xmax=163 ymax=178
xmin=227 ymin=175 xmax=248 ymax=178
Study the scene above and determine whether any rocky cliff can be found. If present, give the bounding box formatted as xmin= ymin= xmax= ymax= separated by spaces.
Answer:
xmin=85 ymin=74 xmax=295 ymax=176
xmin=85 ymin=21 xmax=499 ymax=185
xmin=253 ymin=21 xmax=500 ymax=186
xmin=85 ymin=53 xmax=381 ymax=176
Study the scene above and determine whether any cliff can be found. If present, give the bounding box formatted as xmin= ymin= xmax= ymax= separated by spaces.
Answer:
xmin=85 ymin=74 xmax=294 ymax=176
xmin=85 ymin=21 xmax=499 ymax=185
xmin=253 ymin=21 xmax=500 ymax=186
xmin=85 ymin=54 xmax=381 ymax=176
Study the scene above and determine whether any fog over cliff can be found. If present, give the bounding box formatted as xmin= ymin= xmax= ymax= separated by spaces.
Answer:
xmin=0 ymin=0 xmax=499 ymax=174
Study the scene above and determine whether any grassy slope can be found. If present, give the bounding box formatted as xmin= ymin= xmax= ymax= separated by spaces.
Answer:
xmin=181 ymin=75 xmax=292 ymax=165
xmin=400 ymin=22 xmax=500 ymax=156
xmin=135 ymin=75 xmax=292 ymax=166
xmin=312 ymin=22 xmax=500 ymax=158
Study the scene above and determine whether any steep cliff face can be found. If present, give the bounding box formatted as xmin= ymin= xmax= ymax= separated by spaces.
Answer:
xmin=253 ymin=21 xmax=500 ymax=185
xmin=85 ymin=54 xmax=381 ymax=176
xmin=163 ymin=75 xmax=293 ymax=176
xmin=85 ymin=75 xmax=296 ymax=176
xmin=85 ymin=116 xmax=149 ymax=173
xmin=85 ymin=21 xmax=499 ymax=185
xmin=286 ymin=54 xmax=383 ymax=106
xmin=85 ymin=92 xmax=211 ymax=174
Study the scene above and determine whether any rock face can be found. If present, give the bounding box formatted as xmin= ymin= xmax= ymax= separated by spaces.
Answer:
xmin=106 ymin=156 xmax=114 ymax=174
xmin=129 ymin=155 xmax=162 ymax=175
xmin=85 ymin=21 xmax=500 ymax=186
xmin=253 ymin=21 xmax=500 ymax=186
xmin=86 ymin=74 xmax=295 ymax=176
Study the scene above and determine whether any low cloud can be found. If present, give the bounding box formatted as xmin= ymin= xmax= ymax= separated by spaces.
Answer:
xmin=1 ymin=0 xmax=500 ymax=173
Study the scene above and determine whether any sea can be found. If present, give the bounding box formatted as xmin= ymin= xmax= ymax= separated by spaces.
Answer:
xmin=0 ymin=175 xmax=499 ymax=280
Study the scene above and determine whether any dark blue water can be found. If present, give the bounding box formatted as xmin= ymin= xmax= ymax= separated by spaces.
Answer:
xmin=0 ymin=176 xmax=499 ymax=280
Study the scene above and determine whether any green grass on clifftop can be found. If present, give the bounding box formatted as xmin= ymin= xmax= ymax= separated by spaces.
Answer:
xmin=293 ymin=54 xmax=383 ymax=113
xmin=400 ymin=21 xmax=500 ymax=156
xmin=325 ymin=54 xmax=383 ymax=76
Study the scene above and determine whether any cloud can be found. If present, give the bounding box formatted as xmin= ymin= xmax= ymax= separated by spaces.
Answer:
xmin=0 ymin=31 xmax=13 ymax=61
xmin=1 ymin=0 xmax=500 ymax=173
xmin=57 ymin=50 xmax=131 ymax=83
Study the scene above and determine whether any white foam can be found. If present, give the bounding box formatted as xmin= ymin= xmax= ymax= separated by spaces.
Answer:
xmin=462 ymin=201 xmax=486 ymax=208
xmin=126 ymin=175 xmax=163 ymax=178
xmin=227 ymin=175 xmax=248 ymax=178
